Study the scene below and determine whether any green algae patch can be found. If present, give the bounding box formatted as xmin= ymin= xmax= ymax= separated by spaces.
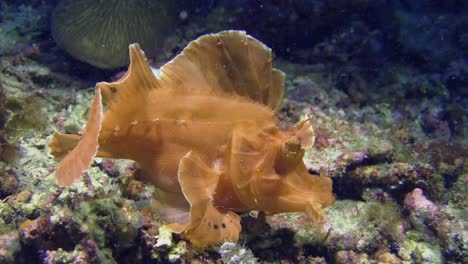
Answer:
xmin=2 ymin=95 xmax=47 ymax=142
xmin=398 ymin=230 xmax=442 ymax=264
xmin=73 ymin=198 xmax=141 ymax=249
xmin=325 ymin=200 xmax=403 ymax=252
xmin=0 ymin=202 xmax=17 ymax=235
xmin=219 ymin=242 xmax=258 ymax=264
xmin=0 ymin=231 xmax=20 ymax=263
xmin=266 ymin=212 xmax=330 ymax=248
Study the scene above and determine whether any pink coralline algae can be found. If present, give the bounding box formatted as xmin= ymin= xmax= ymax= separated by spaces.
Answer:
xmin=403 ymin=188 xmax=467 ymax=262
xmin=403 ymin=188 xmax=439 ymax=214
xmin=404 ymin=188 xmax=450 ymax=240
xmin=0 ymin=231 xmax=20 ymax=263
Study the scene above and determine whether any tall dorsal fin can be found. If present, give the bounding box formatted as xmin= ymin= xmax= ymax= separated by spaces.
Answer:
xmin=98 ymin=30 xmax=285 ymax=111
xmin=98 ymin=43 xmax=158 ymax=108
xmin=158 ymin=30 xmax=285 ymax=110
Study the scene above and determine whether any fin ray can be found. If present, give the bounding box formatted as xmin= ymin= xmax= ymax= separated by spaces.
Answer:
xmin=94 ymin=31 xmax=285 ymax=130
xmin=151 ymin=190 xmax=190 ymax=225
xmin=159 ymin=30 xmax=285 ymax=110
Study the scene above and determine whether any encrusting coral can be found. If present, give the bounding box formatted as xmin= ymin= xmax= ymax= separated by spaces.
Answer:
xmin=51 ymin=0 xmax=176 ymax=69
xmin=1 ymin=2 xmax=466 ymax=261
xmin=49 ymin=30 xmax=335 ymax=246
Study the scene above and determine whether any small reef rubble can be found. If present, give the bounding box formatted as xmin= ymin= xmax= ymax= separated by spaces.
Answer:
xmin=0 ymin=1 xmax=467 ymax=263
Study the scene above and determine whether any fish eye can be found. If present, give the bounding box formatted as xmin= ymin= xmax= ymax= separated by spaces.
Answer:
xmin=283 ymin=137 xmax=301 ymax=156
xmin=274 ymin=136 xmax=304 ymax=175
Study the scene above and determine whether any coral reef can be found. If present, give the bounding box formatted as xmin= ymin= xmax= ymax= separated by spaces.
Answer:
xmin=0 ymin=1 xmax=466 ymax=263
xmin=0 ymin=3 xmax=49 ymax=55
xmin=0 ymin=169 xmax=19 ymax=198
xmin=404 ymin=188 xmax=467 ymax=263
xmin=326 ymin=200 xmax=404 ymax=253
xmin=219 ymin=242 xmax=258 ymax=264
xmin=0 ymin=231 xmax=20 ymax=263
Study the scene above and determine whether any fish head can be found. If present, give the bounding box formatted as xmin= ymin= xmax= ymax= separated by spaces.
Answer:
xmin=231 ymin=118 xmax=334 ymax=219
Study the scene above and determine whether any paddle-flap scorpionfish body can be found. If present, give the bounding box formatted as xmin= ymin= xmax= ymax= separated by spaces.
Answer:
xmin=49 ymin=30 xmax=335 ymax=246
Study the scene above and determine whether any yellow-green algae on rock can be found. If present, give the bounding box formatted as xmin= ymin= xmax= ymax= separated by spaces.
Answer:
xmin=51 ymin=0 xmax=176 ymax=69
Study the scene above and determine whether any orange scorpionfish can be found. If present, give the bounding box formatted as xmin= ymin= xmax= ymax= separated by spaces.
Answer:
xmin=49 ymin=30 xmax=335 ymax=246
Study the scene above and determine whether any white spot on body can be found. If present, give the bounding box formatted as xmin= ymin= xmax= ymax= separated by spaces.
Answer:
xmin=212 ymin=158 xmax=223 ymax=172
xmin=218 ymin=144 xmax=227 ymax=153
xmin=151 ymin=67 xmax=160 ymax=78
xmin=113 ymin=125 xmax=120 ymax=136
xmin=176 ymin=119 xmax=187 ymax=126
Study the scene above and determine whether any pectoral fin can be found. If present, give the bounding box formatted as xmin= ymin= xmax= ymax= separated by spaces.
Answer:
xmin=50 ymin=133 xmax=117 ymax=160
xmin=151 ymin=189 xmax=190 ymax=226
xmin=177 ymin=151 xmax=241 ymax=246
xmin=49 ymin=133 xmax=82 ymax=160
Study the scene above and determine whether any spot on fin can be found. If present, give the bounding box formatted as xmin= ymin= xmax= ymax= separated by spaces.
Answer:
xmin=177 ymin=151 xmax=241 ymax=245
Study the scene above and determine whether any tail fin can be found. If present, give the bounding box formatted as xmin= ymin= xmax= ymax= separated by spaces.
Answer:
xmin=50 ymin=87 xmax=103 ymax=187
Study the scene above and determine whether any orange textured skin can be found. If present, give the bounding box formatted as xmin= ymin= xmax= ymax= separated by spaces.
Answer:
xmin=98 ymin=91 xmax=274 ymax=194
xmin=50 ymin=31 xmax=334 ymax=246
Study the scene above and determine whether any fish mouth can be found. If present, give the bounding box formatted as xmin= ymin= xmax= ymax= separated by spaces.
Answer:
xmin=276 ymin=194 xmax=314 ymax=213
xmin=276 ymin=189 xmax=334 ymax=219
